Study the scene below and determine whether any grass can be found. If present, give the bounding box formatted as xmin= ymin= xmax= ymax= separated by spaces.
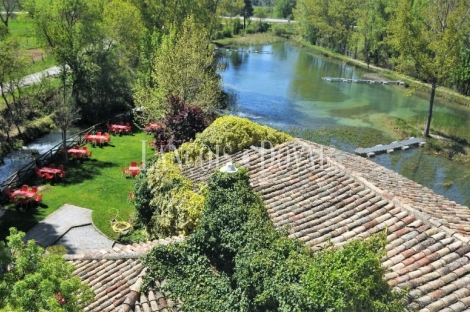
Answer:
xmin=0 ymin=129 xmax=155 ymax=241
xmin=8 ymin=19 xmax=40 ymax=50
xmin=213 ymin=32 xmax=287 ymax=46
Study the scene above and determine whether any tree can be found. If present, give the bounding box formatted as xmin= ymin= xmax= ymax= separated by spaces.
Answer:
xmin=242 ymin=0 xmax=254 ymax=29
xmin=273 ymin=0 xmax=296 ymax=19
xmin=0 ymin=37 xmax=28 ymax=140
xmin=133 ymin=15 xmax=222 ymax=121
xmin=102 ymin=0 xmax=144 ymax=67
xmin=254 ymin=6 xmax=267 ymax=24
xmin=218 ymin=0 xmax=245 ymax=17
xmin=130 ymin=0 xmax=220 ymax=38
xmin=29 ymin=0 xmax=105 ymax=119
xmin=0 ymin=0 xmax=20 ymax=29
xmin=53 ymin=81 xmax=80 ymax=164
xmin=356 ymin=0 xmax=393 ymax=67
xmin=390 ymin=0 xmax=470 ymax=137
xmin=0 ymin=228 xmax=94 ymax=311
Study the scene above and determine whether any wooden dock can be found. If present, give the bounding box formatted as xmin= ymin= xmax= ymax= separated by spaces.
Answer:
xmin=322 ymin=77 xmax=405 ymax=85
xmin=355 ymin=137 xmax=426 ymax=157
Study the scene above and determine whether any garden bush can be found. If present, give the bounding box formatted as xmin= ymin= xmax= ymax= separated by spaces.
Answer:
xmin=171 ymin=115 xmax=292 ymax=165
xmin=0 ymin=228 xmax=94 ymax=311
xmin=143 ymin=153 xmax=205 ymax=238
xmin=150 ymin=95 xmax=212 ymax=151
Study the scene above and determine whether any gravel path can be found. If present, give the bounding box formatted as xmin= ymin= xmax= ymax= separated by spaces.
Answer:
xmin=24 ymin=204 xmax=115 ymax=254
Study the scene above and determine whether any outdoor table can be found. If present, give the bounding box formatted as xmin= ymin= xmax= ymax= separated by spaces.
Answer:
xmin=11 ymin=190 xmax=37 ymax=199
xmin=86 ymin=135 xmax=108 ymax=142
xmin=86 ymin=135 xmax=109 ymax=146
xmin=39 ymin=167 xmax=63 ymax=177
xmin=129 ymin=166 xmax=141 ymax=177
xmin=111 ymin=125 xmax=127 ymax=131
xmin=68 ymin=149 xmax=87 ymax=156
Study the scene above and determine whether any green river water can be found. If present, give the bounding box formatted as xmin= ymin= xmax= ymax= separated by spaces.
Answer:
xmin=218 ymin=42 xmax=470 ymax=207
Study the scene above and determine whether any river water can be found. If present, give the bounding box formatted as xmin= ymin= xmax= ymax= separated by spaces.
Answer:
xmin=218 ymin=42 xmax=470 ymax=207
xmin=0 ymin=127 xmax=82 ymax=182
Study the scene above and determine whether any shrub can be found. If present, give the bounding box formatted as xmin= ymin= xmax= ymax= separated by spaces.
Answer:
xmin=271 ymin=23 xmax=288 ymax=36
xmin=194 ymin=115 xmax=292 ymax=155
xmin=0 ymin=228 xmax=94 ymax=311
xmin=150 ymin=95 xmax=211 ymax=150
xmin=144 ymin=153 xmax=205 ymax=238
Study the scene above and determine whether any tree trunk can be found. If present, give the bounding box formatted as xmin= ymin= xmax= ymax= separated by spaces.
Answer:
xmin=63 ymin=129 xmax=69 ymax=164
xmin=424 ymin=81 xmax=436 ymax=137
xmin=243 ymin=10 xmax=246 ymax=30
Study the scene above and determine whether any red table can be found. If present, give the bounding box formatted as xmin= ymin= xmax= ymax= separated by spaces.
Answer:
xmin=68 ymin=148 xmax=87 ymax=155
xmin=129 ymin=166 xmax=141 ymax=177
xmin=12 ymin=190 xmax=38 ymax=199
xmin=111 ymin=125 xmax=127 ymax=131
xmin=39 ymin=167 xmax=63 ymax=175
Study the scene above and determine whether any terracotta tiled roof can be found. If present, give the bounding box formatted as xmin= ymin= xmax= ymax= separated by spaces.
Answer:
xmin=65 ymin=236 xmax=183 ymax=312
xmin=181 ymin=139 xmax=470 ymax=312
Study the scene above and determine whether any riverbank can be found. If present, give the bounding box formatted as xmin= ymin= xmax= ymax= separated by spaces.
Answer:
xmin=0 ymin=115 xmax=56 ymax=164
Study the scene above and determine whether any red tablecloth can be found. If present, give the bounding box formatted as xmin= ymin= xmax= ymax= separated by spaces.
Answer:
xmin=112 ymin=125 xmax=128 ymax=130
xmin=12 ymin=190 xmax=37 ymax=199
xmin=39 ymin=167 xmax=63 ymax=175
xmin=68 ymin=149 xmax=87 ymax=155
xmin=85 ymin=135 xmax=109 ymax=143
xmin=129 ymin=166 xmax=141 ymax=172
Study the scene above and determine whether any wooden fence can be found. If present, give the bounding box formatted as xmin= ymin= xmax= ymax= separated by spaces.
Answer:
xmin=0 ymin=122 xmax=106 ymax=201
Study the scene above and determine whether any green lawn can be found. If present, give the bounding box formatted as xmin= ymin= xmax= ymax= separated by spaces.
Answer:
xmin=0 ymin=129 xmax=155 ymax=241
xmin=9 ymin=18 xmax=39 ymax=50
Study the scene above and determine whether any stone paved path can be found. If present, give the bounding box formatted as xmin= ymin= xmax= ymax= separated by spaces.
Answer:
xmin=25 ymin=204 xmax=115 ymax=254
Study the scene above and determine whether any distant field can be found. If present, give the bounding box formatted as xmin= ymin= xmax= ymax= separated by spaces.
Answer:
xmin=8 ymin=17 xmax=39 ymax=50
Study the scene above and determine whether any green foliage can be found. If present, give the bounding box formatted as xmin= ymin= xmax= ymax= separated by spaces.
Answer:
xmin=302 ymin=232 xmax=406 ymax=311
xmin=166 ymin=115 xmax=291 ymax=165
xmin=0 ymin=228 xmax=94 ymax=311
xmin=193 ymin=115 xmax=292 ymax=155
xmin=143 ymin=168 xmax=405 ymax=311
xmin=134 ymin=15 xmax=223 ymax=120
xmin=273 ymin=0 xmax=295 ymax=19
xmin=45 ymin=245 xmax=68 ymax=256
xmin=143 ymin=153 xmax=205 ymax=238
xmin=117 ymin=228 xmax=149 ymax=244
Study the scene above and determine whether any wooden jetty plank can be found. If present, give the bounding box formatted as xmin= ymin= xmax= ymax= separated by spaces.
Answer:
xmin=322 ymin=77 xmax=405 ymax=85
xmin=355 ymin=137 xmax=425 ymax=157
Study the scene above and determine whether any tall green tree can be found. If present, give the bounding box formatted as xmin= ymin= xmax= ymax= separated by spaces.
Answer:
xmin=356 ymin=0 xmax=394 ymax=67
xmin=53 ymin=82 xmax=80 ymax=164
xmin=0 ymin=0 xmax=20 ymax=28
xmin=131 ymin=0 xmax=220 ymax=38
xmin=389 ymin=0 xmax=470 ymax=137
xmin=133 ymin=15 xmax=222 ymax=122
xmin=0 ymin=37 xmax=28 ymax=139
xmin=28 ymin=0 xmax=105 ymax=118
xmin=273 ymin=0 xmax=296 ymax=19
xmin=242 ymin=0 xmax=254 ymax=29
xmin=102 ymin=0 xmax=144 ymax=67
